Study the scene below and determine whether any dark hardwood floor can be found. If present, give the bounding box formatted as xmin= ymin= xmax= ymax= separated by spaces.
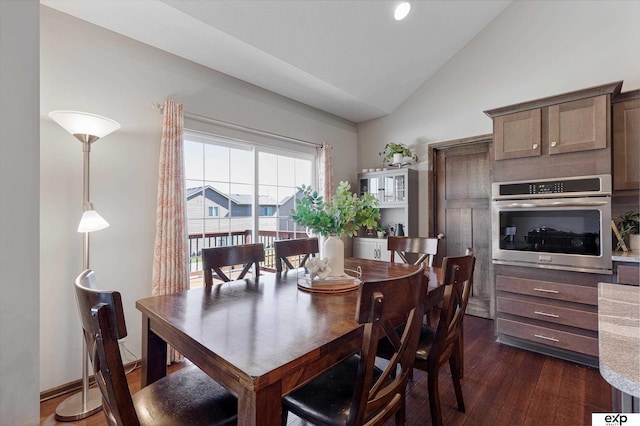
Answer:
xmin=41 ymin=315 xmax=611 ymax=425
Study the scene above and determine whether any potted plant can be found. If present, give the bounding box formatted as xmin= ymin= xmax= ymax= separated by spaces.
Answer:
xmin=291 ymin=181 xmax=380 ymax=276
xmin=617 ymin=211 xmax=640 ymax=252
xmin=379 ymin=142 xmax=418 ymax=166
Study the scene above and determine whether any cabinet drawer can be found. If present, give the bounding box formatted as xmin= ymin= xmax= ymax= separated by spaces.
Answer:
xmin=497 ymin=318 xmax=598 ymax=357
xmin=497 ymin=296 xmax=597 ymax=331
xmin=496 ymin=275 xmax=597 ymax=305
xmin=617 ymin=264 xmax=640 ymax=285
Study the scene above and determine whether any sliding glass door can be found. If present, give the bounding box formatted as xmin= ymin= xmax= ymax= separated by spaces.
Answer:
xmin=184 ymin=132 xmax=315 ymax=286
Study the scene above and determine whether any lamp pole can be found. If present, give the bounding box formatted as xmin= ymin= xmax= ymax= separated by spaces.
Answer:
xmin=49 ymin=111 xmax=119 ymax=421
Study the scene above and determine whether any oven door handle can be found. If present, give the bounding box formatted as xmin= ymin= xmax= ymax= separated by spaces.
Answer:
xmin=501 ymin=200 xmax=609 ymax=208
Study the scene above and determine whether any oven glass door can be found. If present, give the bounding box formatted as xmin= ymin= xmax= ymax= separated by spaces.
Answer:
xmin=492 ymin=197 xmax=612 ymax=272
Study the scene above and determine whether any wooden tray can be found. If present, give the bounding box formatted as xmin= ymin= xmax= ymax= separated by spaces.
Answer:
xmin=297 ymin=275 xmax=361 ymax=294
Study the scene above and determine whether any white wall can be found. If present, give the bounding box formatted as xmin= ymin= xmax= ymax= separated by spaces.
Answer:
xmin=40 ymin=6 xmax=357 ymax=391
xmin=357 ymin=0 xmax=640 ymax=235
xmin=0 ymin=0 xmax=40 ymax=423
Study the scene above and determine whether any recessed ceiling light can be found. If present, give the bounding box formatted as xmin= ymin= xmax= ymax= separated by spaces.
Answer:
xmin=394 ymin=2 xmax=411 ymax=21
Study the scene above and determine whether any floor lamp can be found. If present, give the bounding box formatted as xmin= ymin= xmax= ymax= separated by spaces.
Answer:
xmin=49 ymin=110 xmax=120 ymax=421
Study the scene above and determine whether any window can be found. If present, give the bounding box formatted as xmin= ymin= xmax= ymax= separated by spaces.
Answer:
xmin=184 ymin=131 xmax=315 ymax=287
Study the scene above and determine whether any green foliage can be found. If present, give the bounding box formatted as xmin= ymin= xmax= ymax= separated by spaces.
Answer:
xmin=379 ymin=142 xmax=418 ymax=164
xmin=618 ymin=211 xmax=640 ymax=237
xmin=290 ymin=181 xmax=380 ymax=237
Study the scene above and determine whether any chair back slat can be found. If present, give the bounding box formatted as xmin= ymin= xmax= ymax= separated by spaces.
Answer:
xmin=274 ymin=238 xmax=319 ymax=273
xmin=351 ymin=265 xmax=426 ymax=426
xmin=429 ymin=252 xmax=475 ymax=367
xmin=74 ymin=270 xmax=139 ymax=426
xmin=202 ymin=243 xmax=265 ymax=285
xmin=387 ymin=236 xmax=439 ymax=267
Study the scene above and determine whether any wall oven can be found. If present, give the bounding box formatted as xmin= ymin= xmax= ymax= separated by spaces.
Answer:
xmin=492 ymin=174 xmax=612 ymax=274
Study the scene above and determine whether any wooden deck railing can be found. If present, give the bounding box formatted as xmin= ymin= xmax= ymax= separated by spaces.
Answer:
xmin=188 ymin=230 xmax=308 ymax=282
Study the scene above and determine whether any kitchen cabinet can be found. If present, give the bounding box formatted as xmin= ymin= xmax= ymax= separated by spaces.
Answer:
xmin=353 ymin=237 xmax=391 ymax=261
xmin=494 ymin=264 xmax=608 ymax=367
xmin=493 ymin=109 xmax=541 ymax=160
xmin=612 ymin=90 xmax=640 ymax=191
xmin=358 ymin=168 xmax=418 ymax=236
xmin=488 ymin=83 xmax=620 ymax=161
xmin=613 ymin=259 xmax=640 ymax=285
xmin=547 ymin=95 xmax=608 ymax=155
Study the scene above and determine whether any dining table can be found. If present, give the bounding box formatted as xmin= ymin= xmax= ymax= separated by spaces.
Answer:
xmin=136 ymin=257 xmax=444 ymax=425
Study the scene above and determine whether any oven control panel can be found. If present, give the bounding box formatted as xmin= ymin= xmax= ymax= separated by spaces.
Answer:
xmin=492 ymin=175 xmax=611 ymax=199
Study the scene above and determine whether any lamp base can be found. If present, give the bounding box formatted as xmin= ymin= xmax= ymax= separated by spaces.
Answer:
xmin=54 ymin=386 xmax=103 ymax=421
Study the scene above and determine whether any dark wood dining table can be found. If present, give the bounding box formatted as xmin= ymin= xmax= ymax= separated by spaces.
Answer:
xmin=136 ymin=257 xmax=444 ymax=425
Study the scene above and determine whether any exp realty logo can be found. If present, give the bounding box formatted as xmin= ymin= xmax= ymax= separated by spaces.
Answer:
xmin=592 ymin=413 xmax=639 ymax=426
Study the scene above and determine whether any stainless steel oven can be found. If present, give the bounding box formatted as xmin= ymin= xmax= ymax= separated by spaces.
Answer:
xmin=492 ymin=174 xmax=612 ymax=274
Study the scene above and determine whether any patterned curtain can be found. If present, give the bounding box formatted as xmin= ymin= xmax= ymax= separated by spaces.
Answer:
xmin=152 ymin=100 xmax=187 ymax=363
xmin=317 ymin=142 xmax=333 ymax=200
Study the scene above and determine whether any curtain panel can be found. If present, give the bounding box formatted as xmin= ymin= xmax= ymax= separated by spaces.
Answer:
xmin=317 ymin=142 xmax=333 ymax=200
xmin=152 ymin=100 xmax=187 ymax=363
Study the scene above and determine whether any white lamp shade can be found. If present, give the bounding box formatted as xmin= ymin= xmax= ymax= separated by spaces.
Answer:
xmin=49 ymin=110 xmax=120 ymax=139
xmin=78 ymin=210 xmax=110 ymax=233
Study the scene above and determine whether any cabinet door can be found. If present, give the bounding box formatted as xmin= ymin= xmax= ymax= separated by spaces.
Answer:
xmin=548 ymin=95 xmax=607 ymax=155
xmin=353 ymin=238 xmax=378 ymax=260
xmin=381 ymin=174 xmax=407 ymax=203
xmin=613 ymin=97 xmax=640 ymax=190
xmin=378 ymin=243 xmax=391 ymax=262
xmin=360 ymin=176 xmax=381 ymax=201
xmin=494 ymin=109 xmax=542 ymax=160
xmin=353 ymin=238 xmax=390 ymax=261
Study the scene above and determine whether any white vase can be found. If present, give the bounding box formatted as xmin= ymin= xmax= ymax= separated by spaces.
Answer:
xmin=392 ymin=153 xmax=403 ymax=165
xmin=630 ymin=234 xmax=640 ymax=252
xmin=323 ymin=235 xmax=345 ymax=277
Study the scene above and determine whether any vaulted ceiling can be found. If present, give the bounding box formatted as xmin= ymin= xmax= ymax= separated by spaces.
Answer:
xmin=41 ymin=0 xmax=511 ymax=122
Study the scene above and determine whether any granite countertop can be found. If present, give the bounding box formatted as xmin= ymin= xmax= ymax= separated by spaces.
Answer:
xmin=598 ymin=282 xmax=640 ymax=398
xmin=612 ymin=251 xmax=640 ymax=263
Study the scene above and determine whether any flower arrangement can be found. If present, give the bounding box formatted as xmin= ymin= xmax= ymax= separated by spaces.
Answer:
xmin=290 ymin=181 xmax=380 ymax=237
xmin=379 ymin=142 xmax=418 ymax=165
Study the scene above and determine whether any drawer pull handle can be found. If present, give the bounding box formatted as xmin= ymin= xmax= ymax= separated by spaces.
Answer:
xmin=534 ymin=334 xmax=559 ymax=342
xmin=534 ymin=311 xmax=559 ymax=318
xmin=533 ymin=288 xmax=559 ymax=294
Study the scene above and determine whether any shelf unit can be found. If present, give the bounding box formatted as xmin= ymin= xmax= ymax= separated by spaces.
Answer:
xmin=358 ymin=168 xmax=418 ymax=236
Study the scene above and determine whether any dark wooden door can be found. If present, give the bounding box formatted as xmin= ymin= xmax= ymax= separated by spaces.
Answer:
xmin=433 ymin=137 xmax=493 ymax=318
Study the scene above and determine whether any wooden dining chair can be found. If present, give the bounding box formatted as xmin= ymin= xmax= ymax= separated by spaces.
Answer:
xmin=377 ymin=250 xmax=475 ymax=426
xmin=202 ymin=243 xmax=265 ymax=286
xmin=387 ymin=236 xmax=440 ymax=267
xmin=273 ymin=237 xmax=319 ymax=273
xmin=282 ymin=265 xmax=427 ymax=426
xmin=74 ymin=269 xmax=238 ymax=426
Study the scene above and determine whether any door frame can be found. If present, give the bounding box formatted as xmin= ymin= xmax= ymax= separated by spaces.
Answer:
xmin=426 ymin=133 xmax=493 ymax=238
xmin=427 ymin=133 xmax=495 ymax=318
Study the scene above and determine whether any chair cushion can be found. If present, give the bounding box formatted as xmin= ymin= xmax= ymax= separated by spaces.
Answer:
xmin=414 ymin=324 xmax=436 ymax=362
xmin=133 ymin=365 xmax=237 ymax=426
xmin=376 ymin=324 xmax=436 ymax=363
xmin=283 ymin=355 xmax=382 ymax=426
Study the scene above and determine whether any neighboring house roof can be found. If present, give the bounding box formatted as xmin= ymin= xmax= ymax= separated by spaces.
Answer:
xmin=187 ymin=185 xmax=280 ymax=207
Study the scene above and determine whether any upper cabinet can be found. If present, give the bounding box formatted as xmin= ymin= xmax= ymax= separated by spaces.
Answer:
xmin=548 ymin=95 xmax=608 ymax=155
xmin=486 ymin=81 xmax=624 ymax=182
xmin=487 ymin=81 xmax=622 ymax=162
xmin=493 ymin=109 xmax=541 ymax=160
xmin=612 ymin=90 xmax=640 ymax=191
xmin=360 ymin=170 xmax=410 ymax=206
xmin=358 ymin=168 xmax=418 ymax=236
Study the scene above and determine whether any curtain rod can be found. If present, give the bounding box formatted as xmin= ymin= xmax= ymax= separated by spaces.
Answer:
xmin=152 ymin=101 xmax=321 ymax=148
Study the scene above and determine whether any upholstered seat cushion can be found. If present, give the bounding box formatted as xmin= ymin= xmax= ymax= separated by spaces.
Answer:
xmin=414 ymin=325 xmax=436 ymax=362
xmin=283 ymin=355 xmax=383 ymax=426
xmin=377 ymin=324 xmax=436 ymax=363
xmin=132 ymin=365 xmax=238 ymax=426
